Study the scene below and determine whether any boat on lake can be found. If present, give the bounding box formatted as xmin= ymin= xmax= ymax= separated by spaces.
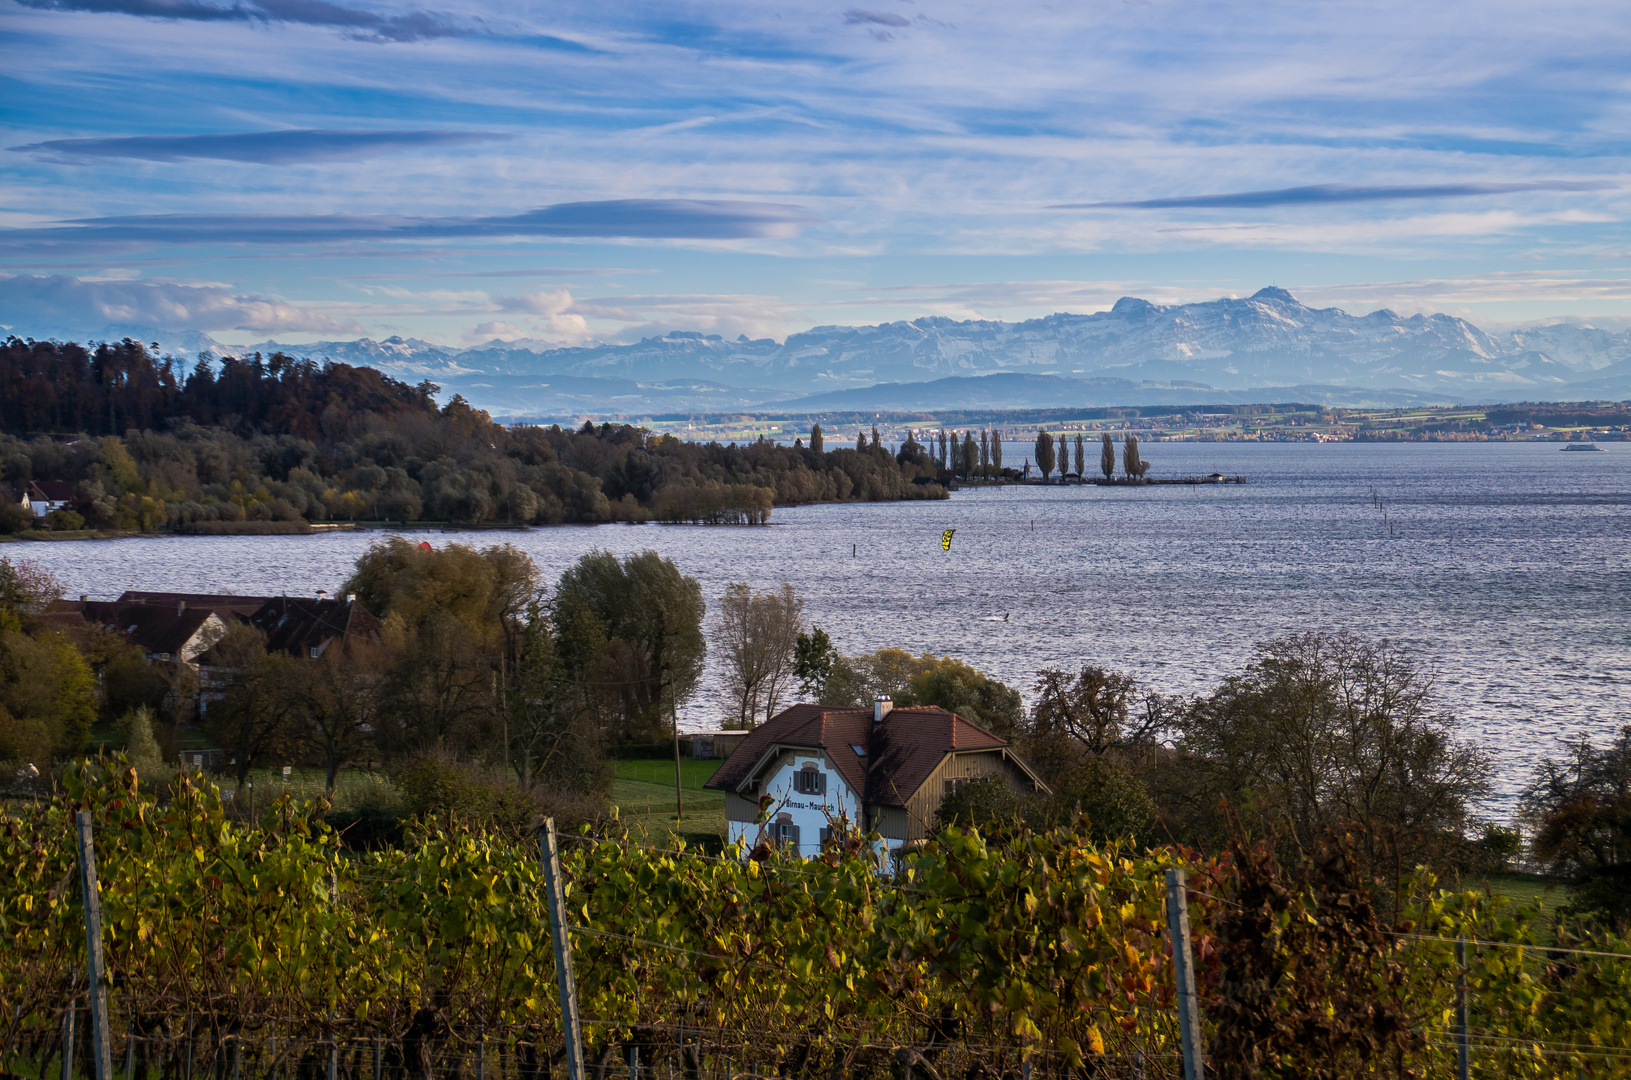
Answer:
xmin=1562 ymin=443 xmax=1605 ymax=451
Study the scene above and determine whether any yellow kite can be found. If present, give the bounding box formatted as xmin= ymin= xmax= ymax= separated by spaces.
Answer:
xmin=941 ymin=528 xmax=955 ymax=551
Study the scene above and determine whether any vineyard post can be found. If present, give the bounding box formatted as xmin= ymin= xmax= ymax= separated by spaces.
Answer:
xmin=1455 ymin=937 xmax=1470 ymax=1080
xmin=62 ymin=1001 xmax=75 ymax=1080
xmin=539 ymin=818 xmax=585 ymax=1080
xmin=76 ymin=811 xmax=113 ymax=1080
xmin=329 ymin=872 xmax=339 ymax=1080
xmin=1164 ymin=868 xmax=1205 ymax=1080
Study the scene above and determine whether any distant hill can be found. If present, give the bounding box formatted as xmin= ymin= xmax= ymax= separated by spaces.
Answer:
xmin=49 ymin=288 xmax=1631 ymax=415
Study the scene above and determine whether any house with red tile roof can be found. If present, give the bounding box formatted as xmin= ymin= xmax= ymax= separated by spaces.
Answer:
xmin=704 ymin=695 xmax=1049 ymax=867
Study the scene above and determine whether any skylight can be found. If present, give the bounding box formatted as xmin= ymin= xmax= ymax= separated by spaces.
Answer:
xmin=851 ymin=743 xmax=866 ymax=756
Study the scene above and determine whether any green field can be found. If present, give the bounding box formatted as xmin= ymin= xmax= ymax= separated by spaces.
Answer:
xmin=612 ymin=757 xmax=726 ymax=842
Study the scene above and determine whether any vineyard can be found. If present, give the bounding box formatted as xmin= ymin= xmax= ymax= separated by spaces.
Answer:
xmin=4 ymin=761 xmax=1631 ymax=1080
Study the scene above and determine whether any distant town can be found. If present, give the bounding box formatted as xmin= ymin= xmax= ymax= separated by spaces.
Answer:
xmin=641 ymin=401 xmax=1631 ymax=446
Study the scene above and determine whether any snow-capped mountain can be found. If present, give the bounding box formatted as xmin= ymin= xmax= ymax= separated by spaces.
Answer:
xmin=64 ymin=289 xmax=1631 ymax=414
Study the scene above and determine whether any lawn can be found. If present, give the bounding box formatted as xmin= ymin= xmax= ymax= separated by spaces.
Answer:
xmin=1474 ymin=872 xmax=1565 ymax=946
xmin=612 ymin=757 xmax=726 ymax=846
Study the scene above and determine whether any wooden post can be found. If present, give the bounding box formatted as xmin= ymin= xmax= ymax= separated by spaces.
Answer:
xmin=328 ymin=873 xmax=339 ymax=1080
xmin=539 ymin=819 xmax=584 ymax=1080
xmin=1456 ymin=937 xmax=1470 ymax=1080
xmin=76 ymin=812 xmax=113 ymax=1080
xmin=671 ymin=693 xmax=684 ymax=822
xmin=1164 ymin=868 xmax=1205 ymax=1080
xmin=62 ymin=1001 xmax=76 ymax=1080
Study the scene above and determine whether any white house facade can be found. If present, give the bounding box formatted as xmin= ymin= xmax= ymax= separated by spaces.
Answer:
xmin=707 ymin=696 xmax=1049 ymax=871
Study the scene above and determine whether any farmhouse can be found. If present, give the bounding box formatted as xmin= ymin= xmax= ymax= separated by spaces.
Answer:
xmin=704 ymin=695 xmax=1048 ymax=867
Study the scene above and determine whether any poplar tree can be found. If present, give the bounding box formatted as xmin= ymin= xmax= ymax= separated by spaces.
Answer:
xmin=1035 ymin=431 xmax=1056 ymax=481
xmin=979 ymin=430 xmax=990 ymax=476
xmin=856 ymin=430 xmax=867 ymax=452
xmin=1074 ymin=434 xmax=1085 ymax=478
xmin=810 ymin=424 xmax=824 ymax=454
xmin=991 ymin=432 xmax=1003 ymax=473
xmin=1123 ymin=435 xmax=1146 ymax=479
xmin=1101 ymin=433 xmax=1115 ymax=480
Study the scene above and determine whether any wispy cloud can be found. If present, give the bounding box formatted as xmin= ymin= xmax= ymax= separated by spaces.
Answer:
xmin=0 ymin=200 xmax=816 ymax=256
xmin=842 ymin=9 xmax=908 ymax=27
xmin=0 ymin=273 xmax=359 ymax=334
xmin=1056 ymin=181 xmax=1615 ymax=211
xmin=13 ymin=0 xmax=469 ymax=40
xmin=12 ymin=130 xmax=511 ymax=165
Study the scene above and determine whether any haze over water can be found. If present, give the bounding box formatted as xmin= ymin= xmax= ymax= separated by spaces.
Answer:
xmin=27 ymin=441 xmax=1630 ymax=820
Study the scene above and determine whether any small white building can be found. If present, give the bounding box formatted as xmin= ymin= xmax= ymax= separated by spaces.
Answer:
xmin=22 ymin=481 xmax=75 ymax=518
xmin=705 ymin=696 xmax=1049 ymax=869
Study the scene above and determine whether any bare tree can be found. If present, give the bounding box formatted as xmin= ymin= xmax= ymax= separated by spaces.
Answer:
xmin=715 ymin=582 xmax=805 ymax=728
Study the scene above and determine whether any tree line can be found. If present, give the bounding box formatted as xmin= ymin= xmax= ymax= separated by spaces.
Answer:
xmin=4 ymin=539 xmax=1624 ymax=931
xmin=0 ymin=339 xmax=946 ymax=534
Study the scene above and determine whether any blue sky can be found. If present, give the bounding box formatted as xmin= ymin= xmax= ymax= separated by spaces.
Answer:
xmin=4 ymin=0 xmax=1631 ymax=348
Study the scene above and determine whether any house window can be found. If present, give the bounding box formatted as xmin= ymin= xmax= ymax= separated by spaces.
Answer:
xmin=776 ymin=821 xmax=800 ymax=851
xmin=794 ymin=768 xmax=826 ymax=795
xmin=309 ymin=646 xmax=321 ymax=659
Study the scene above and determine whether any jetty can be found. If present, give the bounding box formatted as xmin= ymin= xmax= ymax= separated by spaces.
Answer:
xmin=1088 ymin=473 xmax=1247 ymax=486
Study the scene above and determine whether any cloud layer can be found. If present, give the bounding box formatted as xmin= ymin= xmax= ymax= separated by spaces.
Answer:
xmin=0 ymin=273 xmax=357 ymax=334
xmin=13 ymin=130 xmax=510 ymax=164
xmin=0 ymin=200 xmax=814 ymax=256
xmin=14 ymin=0 xmax=467 ymax=40
xmin=1062 ymin=182 xmax=1617 ymax=211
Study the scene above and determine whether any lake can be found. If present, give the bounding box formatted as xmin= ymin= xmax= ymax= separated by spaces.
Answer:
xmin=21 ymin=440 xmax=1631 ymax=819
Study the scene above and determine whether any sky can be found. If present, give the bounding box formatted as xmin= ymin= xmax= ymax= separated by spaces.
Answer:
xmin=3 ymin=0 xmax=1631 ymax=349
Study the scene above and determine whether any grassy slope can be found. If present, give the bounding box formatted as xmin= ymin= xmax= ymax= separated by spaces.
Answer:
xmin=612 ymin=758 xmax=726 ymax=842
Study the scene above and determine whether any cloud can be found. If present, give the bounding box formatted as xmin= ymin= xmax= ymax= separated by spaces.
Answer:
xmin=842 ymin=9 xmax=908 ymax=27
xmin=13 ymin=0 xmax=468 ymax=40
xmin=0 ymin=200 xmax=815 ymax=256
xmin=0 ymin=273 xmax=359 ymax=334
xmin=12 ymin=130 xmax=511 ymax=165
xmin=492 ymin=287 xmax=590 ymax=337
xmin=1056 ymin=181 xmax=1616 ymax=211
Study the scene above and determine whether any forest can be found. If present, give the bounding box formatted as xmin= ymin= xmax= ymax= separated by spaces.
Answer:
xmin=0 ymin=337 xmax=945 ymax=533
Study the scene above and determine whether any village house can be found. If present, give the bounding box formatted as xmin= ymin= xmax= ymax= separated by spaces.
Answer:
xmin=48 ymin=596 xmax=231 ymax=667
xmin=704 ymin=695 xmax=1048 ymax=869
xmin=21 ymin=481 xmax=75 ymax=518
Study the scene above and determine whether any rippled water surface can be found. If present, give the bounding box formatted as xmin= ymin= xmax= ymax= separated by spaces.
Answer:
xmin=24 ymin=442 xmax=1631 ymax=817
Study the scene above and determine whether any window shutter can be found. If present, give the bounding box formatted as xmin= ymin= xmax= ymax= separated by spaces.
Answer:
xmin=788 ymin=824 xmax=801 ymax=853
xmin=817 ymin=772 xmax=827 ymax=795
xmin=819 ymin=826 xmax=832 ymax=846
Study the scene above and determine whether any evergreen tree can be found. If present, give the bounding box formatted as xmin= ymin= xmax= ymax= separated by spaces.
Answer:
xmin=1101 ymin=433 xmax=1115 ymax=480
xmin=121 ymin=706 xmax=165 ymax=776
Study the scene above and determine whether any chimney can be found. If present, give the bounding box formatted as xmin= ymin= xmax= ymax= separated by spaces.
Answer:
xmin=346 ymin=593 xmax=356 ymax=603
xmin=79 ymin=594 xmax=88 ymax=603
xmin=873 ymin=695 xmax=892 ymax=727
xmin=317 ymin=589 xmax=329 ymax=600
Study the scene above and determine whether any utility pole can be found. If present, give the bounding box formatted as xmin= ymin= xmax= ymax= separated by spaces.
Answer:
xmin=76 ymin=811 xmax=113 ymax=1080
xmin=1165 ymin=868 xmax=1205 ymax=1080
xmin=539 ymin=819 xmax=584 ymax=1080
xmin=672 ymin=689 xmax=684 ymax=822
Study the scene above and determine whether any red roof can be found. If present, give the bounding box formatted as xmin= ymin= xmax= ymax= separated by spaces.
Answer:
xmin=704 ymin=703 xmax=1014 ymax=807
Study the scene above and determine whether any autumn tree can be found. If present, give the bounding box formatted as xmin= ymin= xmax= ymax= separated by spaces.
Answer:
xmin=554 ymin=549 xmax=705 ymax=743
xmin=714 ymin=582 xmax=805 ymax=728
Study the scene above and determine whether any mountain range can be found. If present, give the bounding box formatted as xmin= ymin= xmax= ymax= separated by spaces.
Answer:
xmin=68 ymin=288 xmax=1631 ymax=416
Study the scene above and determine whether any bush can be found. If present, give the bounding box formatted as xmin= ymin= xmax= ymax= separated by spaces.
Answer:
xmin=1039 ymin=754 xmax=1156 ymax=845
xmin=118 ymin=706 xmax=165 ymax=778
xmin=393 ymin=754 xmax=603 ymax=838
xmin=934 ymin=775 xmax=1023 ymax=832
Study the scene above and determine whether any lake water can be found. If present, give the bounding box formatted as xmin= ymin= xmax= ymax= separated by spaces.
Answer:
xmin=21 ymin=441 xmax=1631 ymax=820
